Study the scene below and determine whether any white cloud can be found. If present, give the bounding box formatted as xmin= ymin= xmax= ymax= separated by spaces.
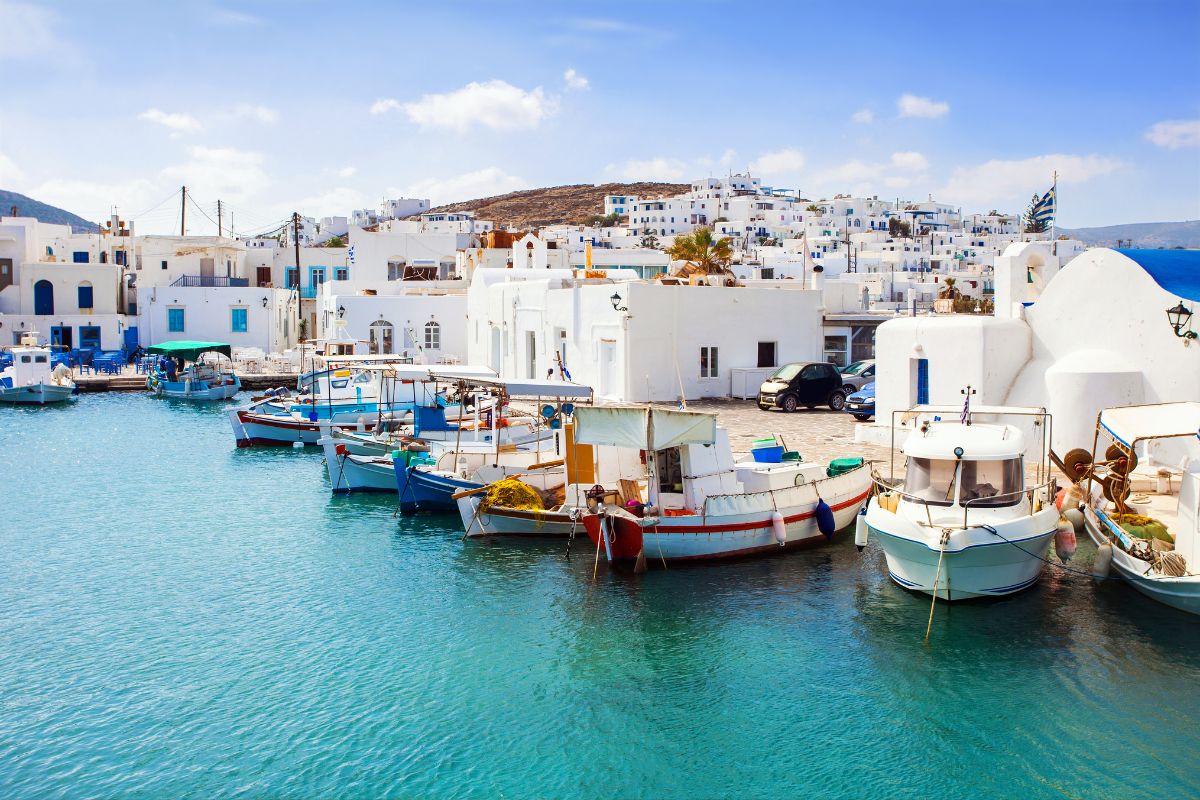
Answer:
xmin=335 ymin=166 xmax=357 ymax=178
xmin=1145 ymin=119 xmax=1200 ymax=150
xmin=159 ymin=146 xmax=268 ymax=202
xmin=378 ymin=80 xmax=557 ymax=132
xmin=401 ymin=167 xmax=527 ymax=205
xmin=0 ymin=1 xmax=67 ymax=61
xmin=25 ymin=177 xmax=160 ymax=226
xmin=813 ymin=159 xmax=884 ymax=185
xmin=938 ymin=153 xmax=1123 ymax=205
xmin=750 ymin=148 xmax=806 ymax=175
xmin=563 ymin=68 xmax=589 ymax=91
xmin=719 ymin=148 xmax=737 ymax=167
xmin=605 ymin=157 xmax=687 ymax=181
xmin=0 ymin=150 xmax=25 ymax=184
xmin=295 ymin=187 xmax=368 ymax=219
xmin=230 ymin=103 xmax=278 ymax=125
xmin=890 ymin=151 xmax=929 ymax=170
xmin=138 ymin=108 xmax=203 ymax=136
xmin=370 ymin=98 xmax=404 ymax=115
xmin=897 ymin=94 xmax=949 ymax=119
xmin=208 ymin=7 xmax=263 ymax=26
xmin=851 ymin=109 xmax=874 ymax=124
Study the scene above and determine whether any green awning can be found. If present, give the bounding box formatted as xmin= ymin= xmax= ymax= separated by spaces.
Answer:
xmin=145 ymin=341 xmax=232 ymax=361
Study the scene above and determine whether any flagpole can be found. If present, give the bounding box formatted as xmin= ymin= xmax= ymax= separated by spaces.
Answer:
xmin=1050 ymin=170 xmax=1057 ymax=242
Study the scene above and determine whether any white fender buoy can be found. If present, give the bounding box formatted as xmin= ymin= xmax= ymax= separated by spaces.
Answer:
xmin=1055 ymin=516 xmax=1077 ymax=563
xmin=1093 ymin=543 xmax=1112 ymax=580
xmin=1063 ymin=507 xmax=1084 ymax=533
xmin=770 ymin=511 xmax=786 ymax=546
xmin=1062 ymin=482 xmax=1085 ymax=510
xmin=292 ymin=440 xmax=304 ymax=449
xmin=357 ymin=415 xmax=367 ymax=432
xmin=854 ymin=508 xmax=869 ymax=552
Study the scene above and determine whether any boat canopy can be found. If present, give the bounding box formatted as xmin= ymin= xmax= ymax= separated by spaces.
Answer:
xmin=464 ymin=378 xmax=593 ymax=399
xmin=903 ymin=422 xmax=1026 ymax=461
xmin=355 ymin=364 xmax=498 ymax=381
xmin=146 ymin=341 xmax=232 ymax=361
xmin=574 ymin=406 xmax=716 ymax=451
xmin=1099 ymin=402 xmax=1200 ymax=447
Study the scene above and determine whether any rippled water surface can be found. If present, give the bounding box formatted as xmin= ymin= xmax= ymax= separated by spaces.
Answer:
xmin=2 ymin=394 xmax=1198 ymax=799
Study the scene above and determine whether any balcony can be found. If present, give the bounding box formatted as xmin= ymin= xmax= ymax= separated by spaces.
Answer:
xmin=300 ymin=285 xmax=320 ymax=298
xmin=171 ymin=275 xmax=249 ymax=288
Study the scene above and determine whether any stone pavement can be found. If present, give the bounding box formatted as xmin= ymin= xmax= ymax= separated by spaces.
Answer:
xmin=650 ymin=398 xmax=891 ymax=466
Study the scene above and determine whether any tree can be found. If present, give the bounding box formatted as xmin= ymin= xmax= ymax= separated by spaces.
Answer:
xmin=665 ymin=226 xmax=734 ymax=275
xmin=806 ymin=204 xmax=822 ymax=214
xmin=938 ymin=277 xmax=961 ymax=300
xmin=887 ymin=217 xmax=912 ymax=238
xmin=585 ymin=212 xmax=623 ymax=227
xmin=640 ymin=231 xmax=660 ymax=249
xmin=324 ymin=235 xmax=347 ymax=248
xmin=1024 ymin=194 xmax=1048 ymax=233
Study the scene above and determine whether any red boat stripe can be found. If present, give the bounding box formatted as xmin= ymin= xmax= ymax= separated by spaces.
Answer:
xmin=644 ymin=488 xmax=871 ymax=534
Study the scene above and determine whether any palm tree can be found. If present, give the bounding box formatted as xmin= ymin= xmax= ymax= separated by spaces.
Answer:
xmin=938 ymin=277 xmax=961 ymax=300
xmin=665 ymin=226 xmax=734 ymax=276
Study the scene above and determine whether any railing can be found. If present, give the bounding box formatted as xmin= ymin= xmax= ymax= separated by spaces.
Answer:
xmin=871 ymin=475 xmax=1058 ymax=531
xmin=171 ymin=275 xmax=249 ymax=288
xmin=299 ymin=286 xmax=319 ymax=298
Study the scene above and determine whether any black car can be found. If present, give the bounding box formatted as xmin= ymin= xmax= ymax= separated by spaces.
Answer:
xmin=757 ymin=362 xmax=846 ymax=412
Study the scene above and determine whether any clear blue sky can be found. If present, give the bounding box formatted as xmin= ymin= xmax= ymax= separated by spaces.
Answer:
xmin=1 ymin=0 xmax=1197 ymax=233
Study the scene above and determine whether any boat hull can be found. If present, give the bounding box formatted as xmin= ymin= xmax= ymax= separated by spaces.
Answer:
xmin=866 ymin=504 xmax=1058 ymax=600
xmin=408 ymin=468 xmax=479 ymax=512
xmin=583 ymin=469 xmax=872 ymax=563
xmin=149 ymin=376 xmax=240 ymax=400
xmin=229 ymin=408 xmax=381 ymax=447
xmin=1083 ymin=507 xmax=1200 ymax=615
xmin=457 ymin=495 xmax=578 ymax=538
xmin=0 ymin=382 xmax=75 ymax=404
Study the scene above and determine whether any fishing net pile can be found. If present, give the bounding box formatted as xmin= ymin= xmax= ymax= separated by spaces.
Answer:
xmin=482 ymin=478 xmax=544 ymax=511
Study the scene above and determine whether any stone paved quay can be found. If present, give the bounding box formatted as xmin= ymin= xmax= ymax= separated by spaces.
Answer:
xmin=650 ymin=398 xmax=890 ymax=465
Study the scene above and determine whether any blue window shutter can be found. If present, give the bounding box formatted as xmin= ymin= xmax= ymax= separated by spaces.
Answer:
xmin=168 ymin=308 xmax=185 ymax=332
xmin=917 ymin=359 xmax=929 ymax=404
xmin=78 ymin=285 xmax=93 ymax=309
xmin=231 ymin=308 xmax=247 ymax=333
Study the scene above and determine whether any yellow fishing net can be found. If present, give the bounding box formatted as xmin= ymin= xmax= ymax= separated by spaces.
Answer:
xmin=482 ymin=478 xmax=544 ymax=511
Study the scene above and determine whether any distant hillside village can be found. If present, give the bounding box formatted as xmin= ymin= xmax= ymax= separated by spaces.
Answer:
xmin=0 ymin=174 xmax=1103 ymax=402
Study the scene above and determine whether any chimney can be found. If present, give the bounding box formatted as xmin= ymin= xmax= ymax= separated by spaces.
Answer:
xmin=810 ymin=264 xmax=825 ymax=292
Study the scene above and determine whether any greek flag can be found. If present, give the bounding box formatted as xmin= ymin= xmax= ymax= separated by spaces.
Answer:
xmin=1032 ymin=186 xmax=1056 ymax=225
xmin=347 ymin=245 xmax=356 ymax=264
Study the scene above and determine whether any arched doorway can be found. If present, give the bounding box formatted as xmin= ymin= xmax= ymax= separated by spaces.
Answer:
xmin=368 ymin=320 xmax=394 ymax=354
xmin=34 ymin=279 xmax=54 ymax=315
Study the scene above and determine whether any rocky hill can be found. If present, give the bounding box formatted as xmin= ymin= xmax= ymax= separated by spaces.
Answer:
xmin=0 ymin=189 xmax=98 ymax=232
xmin=1060 ymin=220 xmax=1200 ymax=249
xmin=423 ymin=182 xmax=689 ymax=228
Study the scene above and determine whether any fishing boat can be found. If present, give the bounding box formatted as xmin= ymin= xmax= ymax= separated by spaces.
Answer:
xmin=229 ymin=362 xmax=496 ymax=447
xmin=1071 ymin=402 xmax=1200 ymax=614
xmin=146 ymin=341 xmax=240 ymax=400
xmin=0 ymin=334 xmax=76 ymax=404
xmin=862 ymin=401 xmax=1059 ymax=599
xmin=571 ymin=406 xmax=871 ymax=564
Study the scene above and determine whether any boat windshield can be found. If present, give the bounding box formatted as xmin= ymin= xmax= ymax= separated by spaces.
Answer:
xmin=770 ymin=364 xmax=801 ymax=382
xmin=960 ymin=458 xmax=1024 ymax=508
xmin=904 ymin=458 xmax=959 ymax=506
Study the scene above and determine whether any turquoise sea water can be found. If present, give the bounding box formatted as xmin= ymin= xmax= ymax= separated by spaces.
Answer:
xmin=1 ymin=394 xmax=1198 ymax=799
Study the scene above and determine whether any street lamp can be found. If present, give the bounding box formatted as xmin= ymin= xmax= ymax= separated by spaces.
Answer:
xmin=338 ymin=305 xmax=346 ymax=319
xmin=1166 ymin=301 xmax=1197 ymax=341
xmin=610 ymin=292 xmax=627 ymax=312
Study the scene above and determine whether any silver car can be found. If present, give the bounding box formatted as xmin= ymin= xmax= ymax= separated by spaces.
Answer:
xmin=838 ymin=360 xmax=876 ymax=393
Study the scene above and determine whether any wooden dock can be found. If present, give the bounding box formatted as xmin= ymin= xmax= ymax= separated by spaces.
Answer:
xmin=73 ymin=370 xmax=299 ymax=393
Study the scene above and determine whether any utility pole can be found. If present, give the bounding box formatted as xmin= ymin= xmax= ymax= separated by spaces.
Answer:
xmin=180 ymin=185 xmax=187 ymax=236
xmin=217 ymin=199 xmax=223 ymax=238
xmin=293 ymin=211 xmax=303 ymax=333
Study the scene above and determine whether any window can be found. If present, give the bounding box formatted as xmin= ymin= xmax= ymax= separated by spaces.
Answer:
xmin=368 ymin=321 xmax=394 ymax=354
xmin=286 ymin=268 xmax=299 ymax=288
xmin=961 ymin=458 xmax=1024 ymax=508
xmin=231 ymin=307 xmax=248 ymax=333
xmin=824 ymin=335 xmax=848 ymax=366
xmin=915 ymin=358 xmax=929 ymax=405
xmin=80 ymin=326 xmax=101 ymax=349
xmin=168 ymin=307 xmax=185 ymax=333
xmin=161 ymin=260 xmax=168 ymax=270
xmin=700 ymin=346 xmax=718 ymax=378
xmin=73 ymin=251 xmax=89 ymax=263
xmin=423 ymin=321 xmax=441 ymax=350
xmin=335 ymin=267 xmax=348 ymax=281
xmin=77 ymin=282 xmax=93 ymax=310
xmin=757 ymin=341 xmax=776 ymax=368
xmin=656 ymin=448 xmax=684 ymax=495
xmin=115 ymin=250 xmax=127 ymax=266
xmin=905 ymin=458 xmax=959 ymax=506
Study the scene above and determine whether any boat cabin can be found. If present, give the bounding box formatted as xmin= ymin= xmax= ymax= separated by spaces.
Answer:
xmin=901 ymin=422 xmax=1027 ymax=510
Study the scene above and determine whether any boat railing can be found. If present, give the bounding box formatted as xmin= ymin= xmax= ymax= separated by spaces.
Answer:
xmin=870 ymin=476 xmax=1057 ymax=531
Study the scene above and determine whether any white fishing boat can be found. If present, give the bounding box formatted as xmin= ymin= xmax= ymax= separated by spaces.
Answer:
xmin=146 ymin=341 xmax=240 ymax=400
xmin=863 ymin=401 xmax=1059 ymax=600
xmin=574 ymin=406 xmax=872 ymax=564
xmin=0 ymin=334 xmax=75 ymax=405
xmin=1073 ymin=402 xmax=1200 ymax=615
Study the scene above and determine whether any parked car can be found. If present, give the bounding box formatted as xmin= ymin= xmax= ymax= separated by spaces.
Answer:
xmin=757 ymin=362 xmax=846 ymax=412
xmin=838 ymin=359 xmax=876 ymax=394
xmin=844 ymin=381 xmax=876 ymax=421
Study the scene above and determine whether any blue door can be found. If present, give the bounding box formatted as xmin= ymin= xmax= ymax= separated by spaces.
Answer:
xmin=916 ymin=358 xmax=929 ymax=405
xmin=50 ymin=325 xmax=72 ymax=349
xmin=34 ymin=280 xmax=54 ymax=315
xmin=124 ymin=326 xmax=139 ymax=351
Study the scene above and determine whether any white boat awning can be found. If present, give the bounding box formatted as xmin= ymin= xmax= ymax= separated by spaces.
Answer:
xmin=468 ymin=378 xmax=594 ymax=399
xmin=574 ymin=406 xmax=717 ymax=450
xmin=1099 ymin=402 xmax=1200 ymax=447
